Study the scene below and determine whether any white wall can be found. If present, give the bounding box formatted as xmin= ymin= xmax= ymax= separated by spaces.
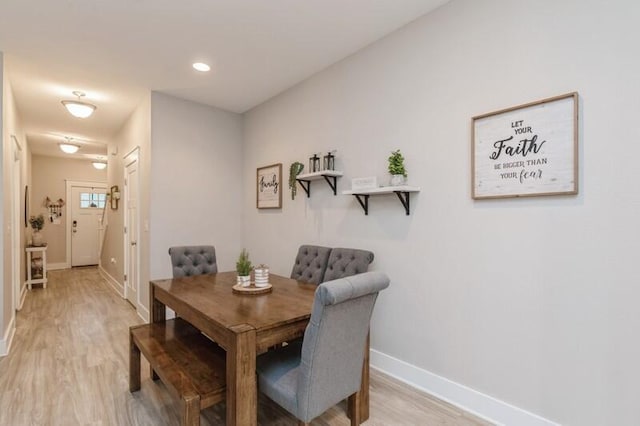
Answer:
xmin=149 ymin=92 xmax=244 ymax=279
xmin=100 ymin=94 xmax=151 ymax=306
xmin=0 ymin=51 xmax=6 ymax=346
xmin=243 ymin=1 xmax=640 ymax=425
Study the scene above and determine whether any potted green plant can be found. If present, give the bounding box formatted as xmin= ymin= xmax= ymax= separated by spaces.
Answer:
xmin=29 ymin=214 xmax=45 ymax=246
xmin=236 ymin=248 xmax=253 ymax=287
xmin=388 ymin=149 xmax=407 ymax=186
xmin=289 ymin=162 xmax=304 ymax=200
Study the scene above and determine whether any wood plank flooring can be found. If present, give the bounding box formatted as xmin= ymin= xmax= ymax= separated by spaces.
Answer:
xmin=0 ymin=267 xmax=493 ymax=426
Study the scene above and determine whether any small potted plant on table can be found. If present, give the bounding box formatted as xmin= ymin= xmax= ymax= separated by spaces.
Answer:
xmin=29 ymin=214 xmax=45 ymax=246
xmin=236 ymin=249 xmax=253 ymax=287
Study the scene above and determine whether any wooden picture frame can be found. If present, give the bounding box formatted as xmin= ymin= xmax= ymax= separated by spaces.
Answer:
xmin=256 ymin=163 xmax=282 ymax=209
xmin=472 ymin=92 xmax=578 ymax=199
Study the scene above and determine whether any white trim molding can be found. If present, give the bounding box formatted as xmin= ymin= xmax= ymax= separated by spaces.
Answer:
xmin=19 ymin=285 xmax=27 ymax=310
xmin=0 ymin=316 xmax=16 ymax=356
xmin=370 ymin=349 xmax=561 ymax=426
xmin=99 ymin=265 xmax=124 ymax=297
xmin=137 ymin=304 xmax=150 ymax=323
xmin=47 ymin=262 xmax=67 ymax=271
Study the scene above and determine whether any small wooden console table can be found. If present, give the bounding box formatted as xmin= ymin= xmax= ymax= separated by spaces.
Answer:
xmin=25 ymin=244 xmax=48 ymax=290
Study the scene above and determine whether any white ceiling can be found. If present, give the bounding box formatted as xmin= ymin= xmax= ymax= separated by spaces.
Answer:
xmin=0 ymin=0 xmax=448 ymax=159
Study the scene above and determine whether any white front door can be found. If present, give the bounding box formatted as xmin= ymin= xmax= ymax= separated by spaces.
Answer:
xmin=124 ymin=149 xmax=140 ymax=307
xmin=71 ymin=186 xmax=107 ymax=266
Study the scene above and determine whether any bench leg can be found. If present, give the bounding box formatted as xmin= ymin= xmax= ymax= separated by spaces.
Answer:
xmin=181 ymin=394 xmax=201 ymax=426
xmin=129 ymin=333 xmax=141 ymax=392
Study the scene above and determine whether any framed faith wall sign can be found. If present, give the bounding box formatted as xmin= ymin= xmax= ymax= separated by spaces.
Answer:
xmin=472 ymin=92 xmax=578 ymax=199
xmin=256 ymin=163 xmax=282 ymax=209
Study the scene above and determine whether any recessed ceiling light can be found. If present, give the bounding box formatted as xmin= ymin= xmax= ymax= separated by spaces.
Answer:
xmin=192 ymin=62 xmax=211 ymax=72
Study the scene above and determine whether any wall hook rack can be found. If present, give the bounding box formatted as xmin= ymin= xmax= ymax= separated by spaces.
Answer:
xmin=44 ymin=197 xmax=65 ymax=221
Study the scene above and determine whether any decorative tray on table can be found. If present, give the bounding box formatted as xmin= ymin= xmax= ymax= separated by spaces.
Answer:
xmin=232 ymin=283 xmax=273 ymax=295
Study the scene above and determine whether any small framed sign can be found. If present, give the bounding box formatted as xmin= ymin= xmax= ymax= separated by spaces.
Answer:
xmin=257 ymin=163 xmax=282 ymax=209
xmin=472 ymin=92 xmax=578 ymax=199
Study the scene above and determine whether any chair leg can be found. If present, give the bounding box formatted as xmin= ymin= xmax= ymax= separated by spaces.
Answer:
xmin=347 ymin=391 xmax=361 ymax=426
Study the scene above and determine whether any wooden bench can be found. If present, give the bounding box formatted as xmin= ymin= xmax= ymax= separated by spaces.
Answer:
xmin=130 ymin=318 xmax=226 ymax=426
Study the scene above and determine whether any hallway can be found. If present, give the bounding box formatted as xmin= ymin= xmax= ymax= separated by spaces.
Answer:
xmin=0 ymin=268 xmax=490 ymax=425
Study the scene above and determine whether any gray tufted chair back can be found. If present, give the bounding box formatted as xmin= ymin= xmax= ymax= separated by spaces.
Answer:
xmin=256 ymin=271 xmax=390 ymax=423
xmin=168 ymin=246 xmax=218 ymax=278
xmin=290 ymin=245 xmax=332 ymax=285
xmin=322 ymin=247 xmax=374 ymax=282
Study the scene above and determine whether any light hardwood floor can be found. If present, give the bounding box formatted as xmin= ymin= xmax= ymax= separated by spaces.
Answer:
xmin=0 ymin=267 xmax=492 ymax=425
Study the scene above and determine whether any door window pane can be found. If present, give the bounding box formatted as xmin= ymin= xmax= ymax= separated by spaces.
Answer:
xmin=79 ymin=192 xmax=106 ymax=209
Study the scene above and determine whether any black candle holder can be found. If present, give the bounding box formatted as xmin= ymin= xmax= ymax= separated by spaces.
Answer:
xmin=323 ymin=151 xmax=335 ymax=171
xmin=309 ymin=154 xmax=320 ymax=172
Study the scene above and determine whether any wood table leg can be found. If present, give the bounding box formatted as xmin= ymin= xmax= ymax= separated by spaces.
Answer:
xmin=150 ymin=283 xmax=166 ymax=380
xmin=129 ymin=330 xmax=141 ymax=392
xmin=226 ymin=324 xmax=257 ymax=426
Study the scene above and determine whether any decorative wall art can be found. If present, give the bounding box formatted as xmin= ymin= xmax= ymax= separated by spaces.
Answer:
xmin=256 ymin=163 xmax=282 ymax=209
xmin=472 ymin=92 xmax=578 ymax=199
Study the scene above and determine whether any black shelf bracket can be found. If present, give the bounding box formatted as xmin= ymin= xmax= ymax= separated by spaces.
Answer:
xmin=296 ymin=180 xmax=311 ymax=198
xmin=296 ymin=175 xmax=340 ymax=198
xmin=322 ymin=175 xmax=338 ymax=195
xmin=354 ymin=194 xmax=370 ymax=215
xmin=394 ymin=191 xmax=411 ymax=215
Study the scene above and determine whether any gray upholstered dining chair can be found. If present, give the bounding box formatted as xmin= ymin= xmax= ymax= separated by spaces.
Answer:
xmin=321 ymin=247 xmax=374 ymax=282
xmin=290 ymin=245 xmax=332 ymax=285
xmin=168 ymin=245 xmax=218 ymax=278
xmin=256 ymin=271 xmax=390 ymax=426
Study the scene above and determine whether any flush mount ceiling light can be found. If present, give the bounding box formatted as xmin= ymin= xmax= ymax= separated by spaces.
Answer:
xmin=61 ymin=91 xmax=97 ymax=118
xmin=92 ymin=161 xmax=107 ymax=170
xmin=192 ymin=62 xmax=211 ymax=72
xmin=59 ymin=138 xmax=80 ymax=154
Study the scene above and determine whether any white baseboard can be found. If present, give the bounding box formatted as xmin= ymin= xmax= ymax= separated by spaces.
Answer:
xmin=47 ymin=262 xmax=68 ymax=271
xmin=19 ymin=285 xmax=27 ymax=310
xmin=137 ymin=303 xmax=150 ymax=322
xmin=0 ymin=315 xmax=16 ymax=356
xmin=99 ymin=265 xmax=124 ymax=297
xmin=370 ymin=349 xmax=560 ymax=426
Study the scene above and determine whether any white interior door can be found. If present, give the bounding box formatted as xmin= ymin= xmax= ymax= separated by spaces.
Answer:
xmin=71 ymin=186 xmax=107 ymax=266
xmin=11 ymin=136 xmax=22 ymax=311
xmin=124 ymin=150 xmax=140 ymax=307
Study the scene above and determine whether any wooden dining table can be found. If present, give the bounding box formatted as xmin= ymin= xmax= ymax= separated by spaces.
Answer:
xmin=150 ymin=271 xmax=371 ymax=425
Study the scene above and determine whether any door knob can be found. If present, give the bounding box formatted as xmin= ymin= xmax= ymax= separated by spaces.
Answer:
xmin=131 ymin=241 xmax=137 ymax=246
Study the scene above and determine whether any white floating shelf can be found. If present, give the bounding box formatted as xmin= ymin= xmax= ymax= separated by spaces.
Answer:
xmin=342 ymin=185 xmax=420 ymax=195
xmin=296 ymin=170 xmax=343 ymax=180
xmin=295 ymin=170 xmax=343 ymax=197
xmin=342 ymin=186 xmax=421 ymax=215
